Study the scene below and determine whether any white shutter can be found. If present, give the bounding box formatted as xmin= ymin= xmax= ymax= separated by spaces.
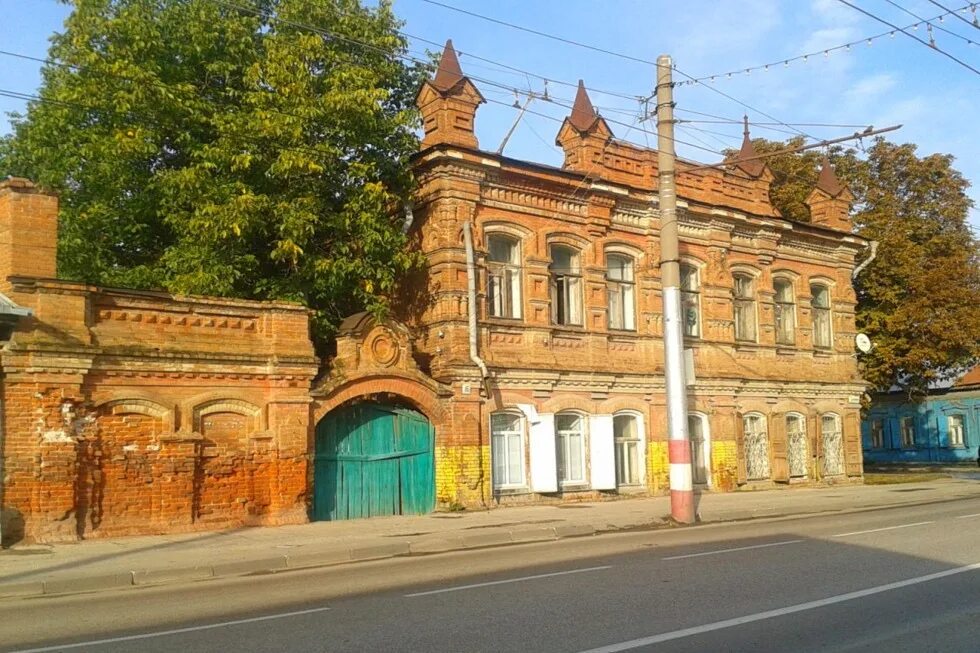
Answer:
xmin=529 ymin=412 xmax=558 ymax=493
xmin=589 ymin=414 xmax=616 ymax=490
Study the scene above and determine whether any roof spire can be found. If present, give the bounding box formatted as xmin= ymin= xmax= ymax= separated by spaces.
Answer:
xmin=568 ymin=80 xmax=599 ymax=132
xmin=735 ymin=115 xmax=765 ymax=176
xmin=432 ymin=39 xmax=465 ymax=92
xmin=815 ymin=156 xmax=845 ymax=197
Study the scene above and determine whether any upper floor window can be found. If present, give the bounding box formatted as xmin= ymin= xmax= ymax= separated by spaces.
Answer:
xmin=680 ymin=263 xmax=700 ymax=338
xmin=607 ymin=254 xmax=636 ymax=331
xmin=773 ymin=278 xmax=796 ymax=345
xmin=490 ymin=411 xmax=526 ymax=489
xmin=487 ymin=235 xmax=522 ymax=319
xmin=900 ymin=416 xmax=916 ymax=449
xmin=870 ymin=419 xmax=885 ymax=449
xmin=550 ymin=245 xmax=582 ymax=326
xmin=810 ymin=283 xmax=832 ymax=349
xmin=733 ymin=273 xmax=757 ymax=342
xmin=948 ymin=414 xmax=965 ymax=447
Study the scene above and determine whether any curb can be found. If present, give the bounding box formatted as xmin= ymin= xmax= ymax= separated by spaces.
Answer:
xmin=2 ymin=490 xmax=977 ymax=600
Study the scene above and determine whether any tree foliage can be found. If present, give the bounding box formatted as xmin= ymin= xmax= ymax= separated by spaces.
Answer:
xmin=748 ymin=137 xmax=980 ymax=395
xmin=4 ymin=0 xmax=426 ymax=350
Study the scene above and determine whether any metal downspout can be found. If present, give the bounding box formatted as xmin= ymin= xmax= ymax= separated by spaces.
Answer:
xmin=461 ymin=221 xmax=490 ymax=390
xmin=852 ymin=240 xmax=879 ymax=279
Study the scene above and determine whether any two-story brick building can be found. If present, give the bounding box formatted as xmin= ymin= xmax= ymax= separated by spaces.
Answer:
xmin=312 ymin=42 xmax=869 ymax=514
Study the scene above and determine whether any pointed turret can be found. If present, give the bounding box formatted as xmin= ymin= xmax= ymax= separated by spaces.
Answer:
xmin=555 ymin=79 xmax=613 ymax=174
xmin=415 ymin=40 xmax=485 ymax=149
xmin=806 ymin=157 xmax=854 ymax=232
xmin=735 ymin=116 xmax=766 ymax=177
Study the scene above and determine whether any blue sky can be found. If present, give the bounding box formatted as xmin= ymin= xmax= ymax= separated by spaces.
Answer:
xmin=2 ymin=0 xmax=978 ymax=230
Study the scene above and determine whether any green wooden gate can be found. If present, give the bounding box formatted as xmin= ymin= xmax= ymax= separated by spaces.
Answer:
xmin=313 ymin=403 xmax=435 ymax=521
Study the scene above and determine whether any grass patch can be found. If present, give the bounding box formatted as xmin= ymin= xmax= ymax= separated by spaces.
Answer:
xmin=863 ymin=473 xmax=950 ymax=485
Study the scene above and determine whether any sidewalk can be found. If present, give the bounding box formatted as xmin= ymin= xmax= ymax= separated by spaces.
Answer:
xmin=3 ymin=477 xmax=979 ymax=599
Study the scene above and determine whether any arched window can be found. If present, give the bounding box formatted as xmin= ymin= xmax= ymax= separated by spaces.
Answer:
xmin=606 ymin=254 xmax=636 ymax=331
xmin=773 ymin=278 xmax=796 ymax=345
xmin=688 ymin=414 xmax=709 ymax=485
xmin=821 ymin=413 xmax=844 ymax=476
xmin=550 ymin=245 xmax=582 ymax=326
xmin=743 ymin=413 xmax=770 ymax=480
xmin=487 ymin=234 xmax=522 ymax=319
xmin=680 ymin=263 xmax=700 ymax=338
xmin=810 ymin=283 xmax=832 ymax=349
xmin=733 ymin=273 xmax=757 ymax=342
xmin=555 ymin=412 xmax=587 ymax=485
xmin=786 ymin=413 xmax=808 ymax=478
xmin=613 ymin=413 xmax=641 ymax=486
xmin=490 ymin=411 xmax=526 ymax=489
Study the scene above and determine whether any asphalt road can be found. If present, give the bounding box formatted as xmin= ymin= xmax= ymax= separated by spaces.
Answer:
xmin=3 ymin=497 xmax=980 ymax=652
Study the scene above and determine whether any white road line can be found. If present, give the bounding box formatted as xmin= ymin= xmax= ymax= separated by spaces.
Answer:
xmin=832 ymin=521 xmax=933 ymax=537
xmin=662 ymin=539 xmax=802 ymax=561
xmin=955 ymin=513 xmax=980 ymax=519
xmin=11 ymin=606 xmax=333 ymax=653
xmin=576 ymin=562 xmax=980 ymax=653
xmin=404 ymin=565 xmax=612 ymax=597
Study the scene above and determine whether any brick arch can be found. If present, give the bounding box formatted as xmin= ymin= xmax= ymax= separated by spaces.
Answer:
xmin=598 ymin=396 xmax=649 ymax=416
xmin=312 ymin=374 xmax=446 ymax=426
xmin=539 ymin=395 xmax=596 ymax=415
xmin=192 ymin=398 xmax=262 ymax=433
xmin=95 ymin=397 xmax=175 ymax=432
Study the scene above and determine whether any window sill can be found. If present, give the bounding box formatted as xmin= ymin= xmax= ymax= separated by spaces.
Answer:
xmin=608 ymin=328 xmax=639 ymax=337
xmin=493 ymin=486 xmax=530 ymax=496
xmin=559 ymin=483 xmax=591 ymax=493
xmin=775 ymin=346 xmax=798 ymax=355
xmin=485 ymin=317 xmax=524 ymax=327
xmin=551 ymin=325 xmax=587 ymax=335
xmin=813 ymin=348 xmax=833 ymax=358
xmin=947 ymin=445 xmax=967 ymax=449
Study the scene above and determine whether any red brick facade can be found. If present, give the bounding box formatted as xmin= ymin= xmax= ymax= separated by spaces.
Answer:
xmin=0 ymin=42 xmax=869 ymax=543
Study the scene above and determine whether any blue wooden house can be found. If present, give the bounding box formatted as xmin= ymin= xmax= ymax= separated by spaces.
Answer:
xmin=862 ymin=365 xmax=980 ymax=464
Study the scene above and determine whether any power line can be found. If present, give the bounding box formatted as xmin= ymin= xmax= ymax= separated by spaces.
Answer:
xmin=925 ymin=0 xmax=980 ymax=30
xmin=681 ymin=3 xmax=976 ymax=84
xmin=881 ymin=0 xmax=980 ymax=47
xmin=835 ymin=0 xmax=980 ymax=76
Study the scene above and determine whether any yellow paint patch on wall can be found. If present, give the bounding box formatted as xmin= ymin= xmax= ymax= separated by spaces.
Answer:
xmin=711 ymin=440 xmax=739 ymax=491
xmin=647 ymin=441 xmax=670 ymax=494
xmin=435 ymin=445 xmax=490 ymax=508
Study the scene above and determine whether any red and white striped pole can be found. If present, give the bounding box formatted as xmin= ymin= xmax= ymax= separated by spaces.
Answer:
xmin=656 ymin=55 xmax=695 ymax=524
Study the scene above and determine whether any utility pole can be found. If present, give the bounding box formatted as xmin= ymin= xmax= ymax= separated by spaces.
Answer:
xmin=656 ymin=54 xmax=695 ymax=524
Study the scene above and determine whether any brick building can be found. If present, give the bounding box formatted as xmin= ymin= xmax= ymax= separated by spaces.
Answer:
xmin=1 ymin=41 xmax=869 ymax=543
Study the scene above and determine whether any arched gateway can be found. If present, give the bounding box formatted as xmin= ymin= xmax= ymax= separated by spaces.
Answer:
xmin=313 ymin=401 xmax=434 ymax=520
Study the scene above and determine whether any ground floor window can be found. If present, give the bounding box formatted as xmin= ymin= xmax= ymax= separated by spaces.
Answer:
xmin=900 ymin=416 xmax=916 ymax=449
xmin=556 ymin=412 xmax=586 ymax=486
xmin=688 ymin=414 xmax=709 ymax=485
xmin=786 ymin=414 xmax=808 ymax=478
xmin=613 ymin=413 xmax=641 ymax=487
xmin=491 ymin=412 xmax=525 ymax=489
xmin=870 ymin=419 xmax=885 ymax=449
xmin=948 ymin=414 xmax=965 ymax=447
xmin=744 ymin=413 xmax=770 ymax=480
xmin=822 ymin=414 xmax=844 ymax=476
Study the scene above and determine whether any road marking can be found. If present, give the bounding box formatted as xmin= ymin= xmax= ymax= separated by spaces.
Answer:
xmin=955 ymin=513 xmax=980 ymax=519
xmin=832 ymin=521 xmax=933 ymax=537
xmin=662 ymin=539 xmax=802 ymax=561
xmin=576 ymin=562 xmax=980 ymax=653
xmin=11 ymin=606 xmax=333 ymax=653
xmin=404 ymin=565 xmax=612 ymax=597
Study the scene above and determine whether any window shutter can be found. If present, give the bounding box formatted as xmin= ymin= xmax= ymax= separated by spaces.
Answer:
xmin=807 ymin=413 xmax=820 ymax=476
xmin=589 ymin=414 xmax=616 ymax=490
xmin=735 ymin=412 xmax=747 ymax=484
xmin=770 ymin=412 xmax=789 ymax=482
xmin=529 ymin=413 xmax=558 ymax=492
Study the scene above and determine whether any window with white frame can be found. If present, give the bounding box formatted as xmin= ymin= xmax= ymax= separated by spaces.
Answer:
xmin=810 ymin=283 xmax=832 ymax=349
xmin=821 ymin=413 xmax=845 ymax=476
xmin=490 ymin=412 xmax=525 ymax=489
xmin=948 ymin=414 xmax=965 ymax=447
xmin=680 ymin=263 xmax=700 ymax=338
xmin=773 ymin=278 xmax=796 ymax=345
xmin=555 ymin=412 xmax=587 ymax=486
xmin=487 ymin=235 xmax=522 ymax=319
xmin=550 ymin=245 xmax=583 ymax=326
xmin=786 ymin=413 xmax=808 ymax=478
xmin=607 ymin=254 xmax=636 ymax=331
xmin=870 ymin=419 xmax=885 ymax=449
xmin=733 ymin=273 xmax=757 ymax=342
xmin=613 ymin=413 xmax=641 ymax=487
xmin=900 ymin=416 xmax=916 ymax=449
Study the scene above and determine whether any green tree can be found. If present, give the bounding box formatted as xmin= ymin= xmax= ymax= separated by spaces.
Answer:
xmin=4 ymin=0 xmax=425 ymax=349
xmin=751 ymin=137 xmax=980 ymax=394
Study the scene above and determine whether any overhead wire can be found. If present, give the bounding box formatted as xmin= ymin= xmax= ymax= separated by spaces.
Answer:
xmin=881 ymin=0 xmax=980 ymax=47
xmin=925 ymin=0 xmax=980 ymax=30
xmin=835 ymin=0 xmax=980 ymax=76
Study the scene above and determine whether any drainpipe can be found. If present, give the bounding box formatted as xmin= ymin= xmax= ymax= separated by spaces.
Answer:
xmin=852 ymin=240 xmax=879 ymax=280
xmin=401 ymin=202 xmax=415 ymax=234
xmin=461 ymin=221 xmax=490 ymax=393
